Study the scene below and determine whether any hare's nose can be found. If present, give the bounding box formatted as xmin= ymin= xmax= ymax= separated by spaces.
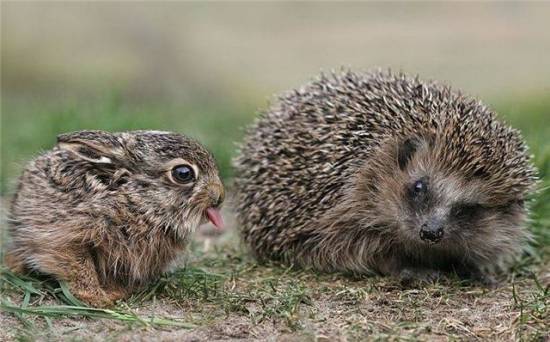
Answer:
xmin=208 ymin=183 xmax=225 ymax=208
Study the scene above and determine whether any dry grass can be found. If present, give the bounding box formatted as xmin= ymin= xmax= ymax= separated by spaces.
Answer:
xmin=1 ymin=209 xmax=548 ymax=341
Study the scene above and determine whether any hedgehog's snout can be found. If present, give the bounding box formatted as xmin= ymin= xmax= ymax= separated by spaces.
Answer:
xmin=419 ymin=218 xmax=444 ymax=243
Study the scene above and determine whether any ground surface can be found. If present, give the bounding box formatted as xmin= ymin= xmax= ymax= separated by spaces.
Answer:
xmin=1 ymin=202 xmax=548 ymax=341
xmin=2 ymin=3 xmax=550 ymax=340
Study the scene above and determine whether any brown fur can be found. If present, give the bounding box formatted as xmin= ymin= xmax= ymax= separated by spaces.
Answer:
xmin=6 ymin=130 xmax=224 ymax=306
xmin=234 ymin=70 xmax=537 ymax=284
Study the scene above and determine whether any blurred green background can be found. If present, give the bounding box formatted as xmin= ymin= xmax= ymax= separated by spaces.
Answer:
xmin=1 ymin=2 xmax=549 ymax=195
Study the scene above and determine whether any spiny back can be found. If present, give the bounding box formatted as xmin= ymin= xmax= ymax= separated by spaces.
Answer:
xmin=234 ymin=70 xmax=535 ymax=261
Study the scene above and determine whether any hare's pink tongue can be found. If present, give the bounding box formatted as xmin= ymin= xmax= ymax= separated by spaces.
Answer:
xmin=206 ymin=207 xmax=224 ymax=229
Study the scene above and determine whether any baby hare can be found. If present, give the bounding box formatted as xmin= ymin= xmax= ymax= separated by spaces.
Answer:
xmin=5 ymin=130 xmax=224 ymax=307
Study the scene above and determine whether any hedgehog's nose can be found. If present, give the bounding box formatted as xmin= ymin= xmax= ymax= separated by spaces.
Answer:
xmin=420 ymin=220 xmax=444 ymax=243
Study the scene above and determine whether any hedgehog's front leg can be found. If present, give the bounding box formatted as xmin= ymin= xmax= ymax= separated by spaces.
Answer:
xmin=453 ymin=263 xmax=499 ymax=287
xmin=373 ymin=254 xmax=442 ymax=285
xmin=397 ymin=267 xmax=442 ymax=286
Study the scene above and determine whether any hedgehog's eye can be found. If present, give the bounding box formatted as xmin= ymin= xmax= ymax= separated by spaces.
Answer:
xmin=408 ymin=178 xmax=429 ymax=203
xmin=171 ymin=165 xmax=195 ymax=184
xmin=451 ymin=203 xmax=482 ymax=220
xmin=414 ymin=180 xmax=425 ymax=193
xmin=411 ymin=179 xmax=427 ymax=196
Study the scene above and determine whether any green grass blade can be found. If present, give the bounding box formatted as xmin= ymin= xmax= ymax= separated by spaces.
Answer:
xmin=0 ymin=301 xmax=194 ymax=328
xmin=1 ymin=268 xmax=44 ymax=296
xmin=58 ymin=280 xmax=88 ymax=307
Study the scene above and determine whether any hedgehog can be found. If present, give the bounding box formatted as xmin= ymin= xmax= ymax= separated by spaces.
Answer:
xmin=234 ymin=70 xmax=537 ymax=284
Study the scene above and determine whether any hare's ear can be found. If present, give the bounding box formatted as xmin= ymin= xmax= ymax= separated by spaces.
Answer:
xmin=56 ymin=130 xmax=123 ymax=164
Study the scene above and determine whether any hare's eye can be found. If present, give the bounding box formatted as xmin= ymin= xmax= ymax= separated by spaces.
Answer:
xmin=171 ymin=165 xmax=195 ymax=184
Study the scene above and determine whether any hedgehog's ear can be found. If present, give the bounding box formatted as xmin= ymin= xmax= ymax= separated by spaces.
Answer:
xmin=397 ymin=137 xmax=421 ymax=170
xmin=56 ymin=130 xmax=122 ymax=164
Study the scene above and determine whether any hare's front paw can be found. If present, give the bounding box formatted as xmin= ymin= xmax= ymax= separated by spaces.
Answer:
xmin=70 ymin=286 xmax=111 ymax=307
xmin=104 ymin=286 xmax=127 ymax=303
xmin=70 ymin=285 xmax=126 ymax=307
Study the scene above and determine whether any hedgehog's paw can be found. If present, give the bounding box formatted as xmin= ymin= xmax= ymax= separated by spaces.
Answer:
xmin=466 ymin=269 xmax=500 ymax=288
xmin=398 ymin=268 xmax=442 ymax=287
